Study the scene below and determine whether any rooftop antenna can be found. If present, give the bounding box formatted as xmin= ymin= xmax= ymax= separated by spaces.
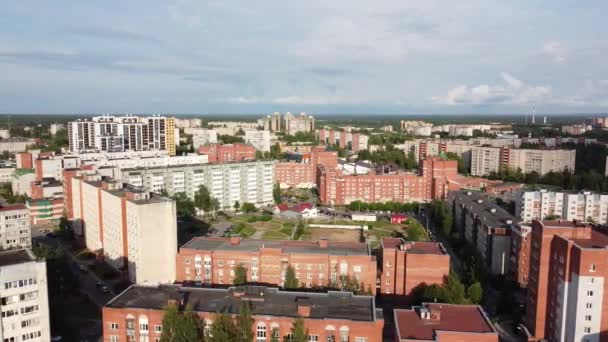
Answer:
xmin=531 ymin=110 xmax=536 ymax=125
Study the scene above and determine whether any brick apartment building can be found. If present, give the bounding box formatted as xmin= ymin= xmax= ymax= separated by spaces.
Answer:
xmin=317 ymin=156 xmax=491 ymax=205
xmin=197 ymin=143 xmax=256 ymax=163
xmin=380 ymin=238 xmax=450 ymax=296
xmin=317 ymin=128 xmax=369 ymax=152
xmin=275 ymin=149 xmax=338 ymax=189
xmin=394 ymin=303 xmax=498 ymax=341
xmin=103 ymin=284 xmax=384 ymax=342
xmin=525 ymin=220 xmax=608 ymax=341
xmin=175 ymin=236 xmax=377 ymax=290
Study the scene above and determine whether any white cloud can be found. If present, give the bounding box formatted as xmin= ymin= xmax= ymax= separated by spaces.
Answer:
xmin=542 ymin=41 xmax=567 ymax=63
xmin=227 ymin=96 xmax=261 ymax=104
xmin=227 ymin=95 xmax=356 ymax=105
xmin=433 ymin=73 xmax=551 ymax=105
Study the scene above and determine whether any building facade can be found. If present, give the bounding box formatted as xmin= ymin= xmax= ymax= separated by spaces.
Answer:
xmin=380 ymin=238 xmax=450 ymax=296
xmin=115 ymin=160 xmax=275 ymax=209
xmin=0 ymin=204 xmax=31 ymax=250
xmin=261 ymin=112 xmax=315 ymax=134
xmin=190 ymin=128 xmax=218 ymax=148
xmin=516 ymin=190 xmax=608 ymax=224
xmin=244 ymin=130 xmax=271 ymax=152
xmin=197 ymin=143 xmax=256 ymax=163
xmin=470 ymin=147 xmax=575 ymax=176
xmin=69 ymin=178 xmax=177 ymax=284
xmin=524 ymin=220 xmax=600 ymax=341
xmin=103 ymin=284 xmax=384 ymax=342
xmin=0 ymin=249 xmax=51 ymax=342
xmin=175 ymin=236 xmax=377 ymax=290
xmin=67 ymin=115 xmax=176 ymax=155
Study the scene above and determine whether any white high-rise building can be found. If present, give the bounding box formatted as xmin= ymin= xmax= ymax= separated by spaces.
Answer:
xmin=516 ymin=190 xmax=608 ymax=224
xmin=0 ymin=204 xmax=31 ymax=250
xmin=244 ymin=130 xmax=271 ymax=152
xmin=67 ymin=115 xmax=176 ymax=155
xmin=0 ymin=249 xmax=51 ymax=342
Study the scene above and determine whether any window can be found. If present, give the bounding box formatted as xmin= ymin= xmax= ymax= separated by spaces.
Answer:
xmin=308 ymin=335 xmax=319 ymax=342
xmin=110 ymin=336 xmax=119 ymax=342
xmin=218 ymin=260 xmax=224 ymax=266
xmin=353 ymin=265 xmax=361 ymax=273
xmin=587 ymin=290 xmax=594 ymax=297
xmin=140 ymin=323 xmax=149 ymax=331
xmin=110 ymin=322 xmax=119 ymax=330
xmin=584 ymin=327 xmax=591 ymax=333
xmin=385 ymin=279 xmax=390 ymax=285
xmin=590 ymin=264 xmax=596 ymax=272
xmin=586 ymin=303 xmax=593 ymax=309
xmin=155 ymin=325 xmax=162 ymax=333
xmin=256 ymin=323 xmax=267 ymax=341
xmin=355 ymin=338 xmax=368 ymax=342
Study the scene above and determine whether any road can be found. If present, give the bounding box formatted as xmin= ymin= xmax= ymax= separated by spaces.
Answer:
xmin=32 ymin=227 xmax=115 ymax=307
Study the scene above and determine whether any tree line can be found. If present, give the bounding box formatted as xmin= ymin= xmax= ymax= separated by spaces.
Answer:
xmin=357 ymin=146 xmax=418 ymax=170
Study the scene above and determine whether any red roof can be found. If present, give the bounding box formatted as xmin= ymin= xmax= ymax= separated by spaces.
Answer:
xmin=293 ymin=202 xmax=313 ymax=213
xmin=391 ymin=214 xmax=408 ymax=218
xmin=276 ymin=204 xmax=289 ymax=212
xmin=395 ymin=304 xmax=496 ymax=341
xmin=0 ymin=204 xmax=27 ymax=212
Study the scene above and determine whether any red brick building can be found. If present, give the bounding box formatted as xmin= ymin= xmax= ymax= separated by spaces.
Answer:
xmin=275 ymin=149 xmax=338 ymax=189
xmin=525 ymin=220 xmax=608 ymax=341
xmin=103 ymin=285 xmax=384 ymax=342
xmin=510 ymin=224 xmax=532 ymax=288
xmin=197 ymin=143 xmax=256 ymax=163
xmin=175 ymin=236 xmax=377 ymax=291
xmin=394 ymin=303 xmax=498 ymax=341
xmin=380 ymin=238 xmax=450 ymax=296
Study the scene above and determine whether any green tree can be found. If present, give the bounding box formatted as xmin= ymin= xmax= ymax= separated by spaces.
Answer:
xmin=444 ymin=274 xmax=466 ymax=304
xmin=241 ymin=202 xmax=257 ymax=213
xmin=289 ymin=317 xmax=308 ymax=342
xmin=173 ymin=192 xmax=196 ymax=217
xmin=235 ymin=303 xmax=254 ymax=342
xmin=284 ymin=265 xmax=298 ymax=289
xmin=273 ymin=184 xmax=282 ymax=204
xmin=160 ymin=305 xmax=202 ymax=342
xmin=233 ymin=264 xmax=248 ymax=285
xmin=194 ymin=185 xmax=212 ymax=215
xmin=209 ymin=312 xmax=237 ymax=342
xmin=467 ymin=282 xmax=483 ymax=304
xmin=405 ymin=224 xmax=425 ymax=242
xmin=234 ymin=200 xmax=240 ymax=211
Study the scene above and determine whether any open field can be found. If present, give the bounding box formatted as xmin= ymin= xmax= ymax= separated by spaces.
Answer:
xmin=304 ymin=228 xmax=362 ymax=243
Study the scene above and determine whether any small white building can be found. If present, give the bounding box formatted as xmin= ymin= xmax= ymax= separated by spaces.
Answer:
xmin=351 ymin=213 xmax=377 ymax=222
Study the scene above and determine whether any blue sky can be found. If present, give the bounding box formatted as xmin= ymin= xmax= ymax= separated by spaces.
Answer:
xmin=1 ymin=0 xmax=607 ymax=115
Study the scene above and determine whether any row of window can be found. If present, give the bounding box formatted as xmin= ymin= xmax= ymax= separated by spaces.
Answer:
xmin=4 ymin=278 xmax=37 ymax=290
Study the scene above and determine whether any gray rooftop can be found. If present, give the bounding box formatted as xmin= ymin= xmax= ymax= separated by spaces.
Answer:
xmin=452 ymin=190 xmax=520 ymax=228
xmin=0 ymin=249 xmax=35 ymax=267
xmin=106 ymin=285 xmax=380 ymax=322
xmin=181 ymin=238 xmax=370 ymax=256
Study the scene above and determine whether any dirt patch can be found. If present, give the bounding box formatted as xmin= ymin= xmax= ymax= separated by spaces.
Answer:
xmin=305 ymin=228 xmax=362 ymax=243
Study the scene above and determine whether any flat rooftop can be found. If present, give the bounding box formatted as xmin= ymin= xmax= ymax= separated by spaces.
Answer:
xmin=0 ymin=203 xmax=28 ymax=212
xmin=181 ymin=237 xmax=370 ymax=256
xmin=381 ymin=238 xmax=446 ymax=255
xmin=0 ymin=249 xmax=35 ymax=267
xmin=395 ymin=303 xmax=496 ymax=340
xmin=107 ymin=285 xmax=380 ymax=322
xmin=452 ymin=190 xmax=519 ymax=228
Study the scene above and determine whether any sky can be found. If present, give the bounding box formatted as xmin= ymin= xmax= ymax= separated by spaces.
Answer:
xmin=1 ymin=0 xmax=607 ymax=115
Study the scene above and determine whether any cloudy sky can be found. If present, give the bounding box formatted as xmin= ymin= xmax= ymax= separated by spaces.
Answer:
xmin=1 ymin=0 xmax=607 ymax=115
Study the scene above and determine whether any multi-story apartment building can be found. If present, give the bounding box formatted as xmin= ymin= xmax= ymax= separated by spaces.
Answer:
xmin=0 ymin=249 xmax=51 ymax=342
xmin=0 ymin=167 xmax=14 ymax=183
xmin=394 ymin=303 xmax=498 ymax=341
xmin=470 ymin=146 xmax=575 ymax=176
xmin=190 ymin=128 xmax=218 ymax=148
xmin=0 ymin=139 xmax=36 ymax=153
xmin=509 ymin=223 xmax=532 ymax=288
xmin=516 ymin=190 xmax=608 ymax=224
xmin=561 ymin=124 xmax=591 ymax=135
xmin=49 ymin=123 xmax=65 ymax=136
xmin=67 ymin=115 xmax=176 ymax=155
xmin=380 ymin=238 xmax=450 ymax=296
xmin=524 ymin=220 xmax=601 ymax=341
xmin=174 ymin=118 xmax=202 ymax=129
xmin=115 ymin=160 xmax=275 ymax=209
xmin=261 ymin=112 xmax=315 ymax=134
xmin=103 ymin=284 xmax=384 ymax=342
xmin=317 ymin=128 xmax=369 ymax=152
xmin=450 ymin=191 xmax=520 ymax=276
xmin=175 ymin=236 xmax=377 ymax=290
xmin=0 ymin=204 xmax=31 ymax=250
xmin=244 ymin=130 xmax=271 ymax=152
xmin=275 ymin=149 xmax=338 ymax=189
xmin=69 ymin=178 xmax=177 ymax=284
xmin=197 ymin=143 xmax=256 ymax=163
